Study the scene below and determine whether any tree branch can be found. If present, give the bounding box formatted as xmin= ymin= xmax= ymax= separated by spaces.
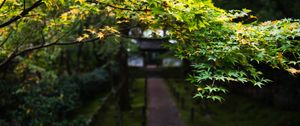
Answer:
xmin=106 ymin=4 xmax=150 ymax=12
xmin=0 ymin=0 xmax=43 ymax=28
xmin=0 ymin=37 xmax=100 ymax=68
xmin=95 ymin=2 xmax=150 ymax=12
xmin=23 ymin=0 xmax=26 ymax=11
xmin=0 ymin=30 xmax=12 ymax=47
xmin=0 ymin=0 xmax=6 ymax=9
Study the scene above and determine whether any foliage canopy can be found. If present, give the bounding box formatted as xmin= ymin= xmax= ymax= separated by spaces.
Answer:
xmin=1 ymin=0 xmax=300 ymax=104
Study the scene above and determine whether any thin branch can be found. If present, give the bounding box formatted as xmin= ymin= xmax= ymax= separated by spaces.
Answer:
xmin=0 ymin=0 xmax=43 ymax=28
xmin=0 ymin=37 xmax=28 ymax=68
xmin=40 ymin=30 xmax=46 ymax=44
xmin=0 ymin=49 xmax=19 ymax=68
xmin=0 ymin=18 xmax=82 ymax=67
xmin=0 ymin=37 xmax=100 ymax=68
xmin=23 ymin=0 xmax=26 ymax=11
xmin=121 ymin=34 xmax=170 ymax=40
xmin=104 ymin=3 xmax=150 ymax=12
xmin=0 ymin=30 xmax=12 ymax=47
xmin=0 ymin=0 xmax=6 ymax=9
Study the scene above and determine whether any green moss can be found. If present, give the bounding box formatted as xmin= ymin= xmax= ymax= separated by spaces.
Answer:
xmin=68 ymin=91 xmax=107 ymax=121
xmin=123 ymin=107 xmax=144 ymax=126
xmin=123 ymin=78 xmax=145 ymax=126
xmin=130 ymin=79 xmax=145 ymax=106
xmin=93 ymin=104 xmax=117 ymax=126
xmin=166 ymin=79 xmax=300 ymax=126
xmin=91 ymin=78 xmax=146 ymax=126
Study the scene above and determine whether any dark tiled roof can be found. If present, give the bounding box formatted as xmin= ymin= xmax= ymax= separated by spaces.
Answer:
xmin=136 ymin=38 xmax=167 ymax=51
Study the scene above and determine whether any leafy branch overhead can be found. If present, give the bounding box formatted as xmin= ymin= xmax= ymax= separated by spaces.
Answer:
xmin=0 ymin=0 xmax=300 ymax=102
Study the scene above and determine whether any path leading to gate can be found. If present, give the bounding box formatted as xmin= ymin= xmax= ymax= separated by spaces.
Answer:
xmin=147 ymin=77 xmax=186 ymax=126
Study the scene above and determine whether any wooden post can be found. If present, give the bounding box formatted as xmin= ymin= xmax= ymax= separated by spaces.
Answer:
xmin=142 ymin=76 xmax=148 ymax=126
xmin=116 ymin=98 xmax=123 ymax=126
xmin=118 ymin=42 xmax=130 ymax=111
xmin=181 ymin=97 xmax=185 ymax=109
xmin=142 ymin=51 xmax=148 ymax=126
xmin=190 ymin=107 xmax=195 ymax=122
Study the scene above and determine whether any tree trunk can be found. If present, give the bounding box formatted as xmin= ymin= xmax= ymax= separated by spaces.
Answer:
xmin=118 ymin=42 xmax=130 ymax=111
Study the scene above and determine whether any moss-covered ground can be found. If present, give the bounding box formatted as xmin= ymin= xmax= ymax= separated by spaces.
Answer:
xmin=166 ymin=79 xmax=300 ymax=126
xmin=92 ymin=78 xmax=146 ymax=126
xmin=67 ymin=91 xmax=108 ymax=122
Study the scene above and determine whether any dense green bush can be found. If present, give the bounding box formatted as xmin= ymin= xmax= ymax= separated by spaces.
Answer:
xmin=0 ymin=67 xmax=110 ymax=125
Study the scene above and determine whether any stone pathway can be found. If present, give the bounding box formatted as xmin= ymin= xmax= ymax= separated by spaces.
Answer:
xmin=147 ymin=77 xmax=186 ymax=126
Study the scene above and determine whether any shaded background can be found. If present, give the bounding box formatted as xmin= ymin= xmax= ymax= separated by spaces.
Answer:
xmin=214 ymin=0 xmax=300 ymax=21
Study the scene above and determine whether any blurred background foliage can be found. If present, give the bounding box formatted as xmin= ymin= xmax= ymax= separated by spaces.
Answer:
xmin=214 ymin=0 xmax=300 ymax=21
